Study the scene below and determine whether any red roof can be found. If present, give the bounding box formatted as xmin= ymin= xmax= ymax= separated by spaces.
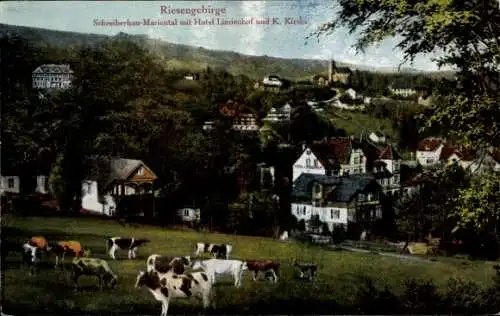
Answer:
xmin=310 ymin=138 xmax=354 ymax=167
xmin=219 ymin=101 xmax=242 ymax=118
xmin=417 ymin=138 xmax=443 ymax=152
xmin=439 ymin=144 xmax=456 ymax=160
xmin=378 ymin=145 xmax=402 ymax=160
xmin=490 ymin=149 xmax=500 ymax=163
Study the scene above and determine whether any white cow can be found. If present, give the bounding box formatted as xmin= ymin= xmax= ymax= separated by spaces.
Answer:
xmin=191 ymin=258 xmax=247 ymax=288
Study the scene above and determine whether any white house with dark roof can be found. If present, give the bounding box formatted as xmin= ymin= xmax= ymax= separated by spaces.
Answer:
xmin=291 ymin=173 xmax=383 ymax=232
xmin=292 ymin=138 xmax=367 ymax=182
xmin=32 ymin=64 xmax=74 ymax=89
xmin=416 ymin=137 xmax=445 ymax=167
xmin=81 ymin=157 xmax=158 ymax=216
xmin=263 ymin=103 xmax=291 ymax=123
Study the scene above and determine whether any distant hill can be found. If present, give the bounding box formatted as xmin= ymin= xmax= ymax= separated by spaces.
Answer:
xmin=0 ymin=23 xmax=455 ymax=80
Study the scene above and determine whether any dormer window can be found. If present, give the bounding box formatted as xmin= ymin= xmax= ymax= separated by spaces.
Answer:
xmin=313 ymin=183 xmax=322 ymax=199
xmin=306 ymin=149 xmax=311 ymax=155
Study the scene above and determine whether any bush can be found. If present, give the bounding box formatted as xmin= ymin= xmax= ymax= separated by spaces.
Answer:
xmin=321 ymin=222 xmax=330 ymax=235
xmin=443 ymin=277 xmax=489 ymax=314
xmin=400 ymin=279 xmax=442 ymax=314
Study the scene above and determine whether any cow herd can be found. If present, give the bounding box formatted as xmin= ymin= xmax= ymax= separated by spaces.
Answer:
xmin=20 ymin=236 xmax=319 ymax=316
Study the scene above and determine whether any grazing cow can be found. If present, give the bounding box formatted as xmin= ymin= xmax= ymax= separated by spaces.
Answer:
xmin=146 ymin=254 xmax=192 ymax=274
xmin=22 ymin=243 xmax=41 ymax=275
xmin=135 ymin=270 xmax=213 ymax=316
xmin=194 ymin=242 xmax=232 ymax=259
xmin=51 ymin=240 xmax=90 ymax=268
xmin=191 ymin=258 xmax=247 ymax=287
xmin=246 ymin=260 xmax=280 ymax=283
xmin=106 ymin=237 xmax=150 ymax=260
xmin=71 ymin=257 xmax=117 ymax=290
xmin=294 ymin=260 xmax=318 ymax=280
xmin=28 ymin=236 xmax=51 ymax=252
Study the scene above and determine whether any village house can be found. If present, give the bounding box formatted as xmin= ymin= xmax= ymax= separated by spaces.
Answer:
xmin=0 ymin=175 xmax=21 ymax=195
xmin=263 ymin=103 xmax=292 ymax=123
xmin=368 ymin=132 xmax=386 ymax=144
xmin=292 ymin=138 xmax=367 ymax=182
xmin=291 ymin=173 xmax=383 ymax=232
xmin=177 ymin=207 xmax=201 ymax=223
xmin=312 ymin=75 xmax=329 ymax=87
xmin=440 ymin=145 xmax=500 ymax=173
xmin=262 ymin=75 xmax=283 ymax=87
xmin=416 ymin=137 xmax=445 ymax=167
xmin=388 ymin=82 xmax=424 ymax=97
xmin=370 ymin=145 xmax=402 ymax=195
xmin=32 ymin=64 xmax=73 ymax=89
xmin=82 ymin=157 xmax=158 ymax=216
xmin=232 ymin=113 xmax=259 ymax=131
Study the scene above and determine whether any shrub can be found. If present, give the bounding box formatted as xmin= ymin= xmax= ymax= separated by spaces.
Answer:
xmin=400 ymin=278 xmax=442 ymax=314
xmin=443 ymin=277 xmax=489 ymax=314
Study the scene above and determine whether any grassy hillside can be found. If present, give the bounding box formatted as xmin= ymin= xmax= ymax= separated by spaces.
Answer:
xmin=2 ymin=215 xmax=495 ymax=314
xmin=0 ymin=23 xmax=455 ymax=80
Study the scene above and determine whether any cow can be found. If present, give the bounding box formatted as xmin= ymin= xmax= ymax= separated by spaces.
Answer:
xmin=294 ymin=260 xmax=318 ymax=280
xmin=22 ymin=243 xmax=41 ymax=275
xmin=191 ymin=258 xmax=247 ymax=287
xmin=146 ymin=254 xmax=192 ymax=275
xmin=194 ymin=242 xmax=232 ymax=259
xmin=246 ymin=260 xmax=280 ymax=283
xmin=106 ymin=237 xmax=150 ymax=260
xmin=135 ymin=270 xmax=213 ymax=316
xmin=51 ymin=240 xmax=90 ymax=268
xmin=71 ymin=257 xmax=117 ymax=291
xmin=28 ymin=236 xmax=51 ymax=252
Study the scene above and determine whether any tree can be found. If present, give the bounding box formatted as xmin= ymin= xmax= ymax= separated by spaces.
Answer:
xmin=453 ymin=173 xmax=500 ymax=234
xmin=311 ymin=0 xmax=500 ymax=149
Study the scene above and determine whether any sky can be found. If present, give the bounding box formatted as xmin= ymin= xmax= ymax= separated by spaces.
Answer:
xmin=0 ymin=1 xmax=446 ymax=71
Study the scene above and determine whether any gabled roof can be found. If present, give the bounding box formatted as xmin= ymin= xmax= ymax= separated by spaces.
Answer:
xmin=85 ymin=156 xmax=158 ymax=193
xmin=439 ymin=144 xmax=455 ymax=160
xmin=378 ymin=145 xmax=402 ymax=160
xmin=417 ymin=138 xmax=443 ymax=152
xmin=33 ymin=64 xmax=73 ymax=74
xmin=292 ymin=173 xmax=380 ymax=203
xmin=310 ymin=138 xmax=356 ymax=167
xmin=490 ymin=149 xmax=500 ymax=163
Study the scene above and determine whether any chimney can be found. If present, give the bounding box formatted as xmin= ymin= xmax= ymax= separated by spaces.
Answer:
xmin=302 ymin=142 xmax=307 ymax=151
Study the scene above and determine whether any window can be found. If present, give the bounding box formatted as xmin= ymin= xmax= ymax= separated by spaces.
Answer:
xmin=426 ymin=159 xmax=434 ymax=165
xmin=7 ymin=178 xmax=14 ymax=188
xmin=313 ymin=159 xmax=318 ymax=167
xmin=358 ymin=193 xmax=366 ymax=202
xmin=353 ymin=156 xmax=360 ymax=164
xmin=394 ymin=161 xmax=400 ymax=172
xmin=302 ymin=207 xmax=306 ymax=215
xmin=367 ymin=193 xmax=373 ymax=201
xmin=331 ymin=209 xmax=340 ymax=219
xmin=306 ymin=159 xmax=311 ymax=167
xmin=394 ymin=175 xmax=400 ymax=184
xmin=137 ymin=167 xmax=145 ymax=176
xmin=306 ymin=149 xmax=311 ymax=155
xmin=184 ymin=209 xmax=190 ymax=216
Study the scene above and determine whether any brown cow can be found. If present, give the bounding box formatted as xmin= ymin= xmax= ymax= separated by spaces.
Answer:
xmin=29 ymin=236 xmax=50 ymax=252
xmin=246 ymin=260 xmax=280 ymax=283
xmin=52 ymin=240 xmax=90 ymax=268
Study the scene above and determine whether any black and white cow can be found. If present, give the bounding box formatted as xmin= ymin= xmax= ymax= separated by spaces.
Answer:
xmin=135 ymin=270 xmax=213 ymax=316
xmin=106 ymin=237 xmax=150 ymax=260
xmin=194 ymin=243 xmax=232 ymax=259
xmin=22 ymin=243 xmax=41 ymax=275
xmin=294 ymin=260 xmax=318 ymax=280
xmin=146 ymin=254 xmax=192 ymax=275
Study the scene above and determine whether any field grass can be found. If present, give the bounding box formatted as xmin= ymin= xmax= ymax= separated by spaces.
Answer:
xmin=2 ymin=215 xmax=496 ymax=315
xmin=325 ymin=108 xmax=397 ymax=140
